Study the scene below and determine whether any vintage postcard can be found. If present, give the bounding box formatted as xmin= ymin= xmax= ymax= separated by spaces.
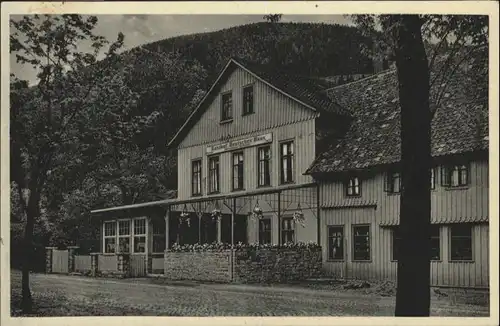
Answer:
xmin=1 ymin=1 xmax=498 ymax=326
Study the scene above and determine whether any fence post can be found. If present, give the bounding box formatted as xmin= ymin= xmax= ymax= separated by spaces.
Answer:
xmin=90 ymin=252 xmax=99 ymax=277
xmin=45 ymin=247 xmax=56 ymax=274
xmin=67 ymin=246 xmax=79 ymax=274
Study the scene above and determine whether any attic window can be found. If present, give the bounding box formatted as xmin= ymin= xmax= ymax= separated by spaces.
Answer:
xmin=384 ymin=169 xmax=401 ymax=194
xmin=221 ymin=91 xmax=233 ymax=122
xmin=441 ymin=163 xmax=469 ymax=187
xmin=345 ymin=176 xmax=361 ymax=197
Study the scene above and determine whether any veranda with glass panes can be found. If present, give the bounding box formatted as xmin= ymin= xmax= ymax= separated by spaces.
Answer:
xmin=94 ymin=182 xmax=319 ymax=276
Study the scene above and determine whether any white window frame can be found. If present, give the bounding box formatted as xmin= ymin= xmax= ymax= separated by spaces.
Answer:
xmin=132 ymin=217 xmax=148 ymax=254
xmin=117 ymin=219 xmax=131 ymax=254
xmin=103 ymin=221 xmax=117 ymax=254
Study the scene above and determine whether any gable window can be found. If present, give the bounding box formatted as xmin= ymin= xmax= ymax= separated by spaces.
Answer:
xmin=281 ymin=217 xmax=295 ymax=244
xmin=221 ymin=92 xmax=233 ymax=121
xmin=232 ymin=152 xmax=244 ymax=190
xmin=441 ymin=164 xmax=469 ymax=187
xmin=208 ymin=156 xmax=220 ymax=193
xmin=118 ymin=220 xmax=131 ymax=253
xmin=450 ymin=224 xmax=473 ymax=261
xmin=352 ymin=225 xmax=370 ymax=261
xmin=152 ymin=218 xmax=166 ymax=253
xmin=191 ymin=159 xmax=202 ymax=196
xmin=280 ymin=141 xmax=294 ymax=184
xmin=242 ymin=85 xmax=254 ymax=115
xmin=393 ymin=225 xmax=441 ymax=261
xmin=258 ymin=218 xmax=272 ymax=244
xmin=104 ymin=221 xmax=117 ymax=253
xmin=328 ymin=226 xmax=344 ymax=260
xmin=345 ymin=176 xmax=361 ymax=197
xmin=133 ymin=218 xmax=147 ymax=253
xmin=257 ymin=146 xmax=271 ymax=187
xmin=384 ymin=169 xmax=401 ymax=194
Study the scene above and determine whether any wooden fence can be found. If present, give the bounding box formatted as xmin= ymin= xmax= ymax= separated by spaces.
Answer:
xmin=74 ymin=255 xmax=92 ymax=273
xmin=51 ymin=249 xmax=69 ymax=274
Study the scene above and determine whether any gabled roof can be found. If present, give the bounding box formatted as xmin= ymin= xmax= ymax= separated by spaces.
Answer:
xmin=167 ymin=58 xmax=349 ymax=148
xmin=306 ymin=54 xmax=489 ymax=175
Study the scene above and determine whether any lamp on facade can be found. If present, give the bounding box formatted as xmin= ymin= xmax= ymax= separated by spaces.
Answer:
xmin=180 ymin=204 xmax=191 ymax=227
xmin=249 ymin=200 xmax=263 ymax=220
xmin=211 ymin=201 xmax=222 ymax=222
xmin=293 ymin=203 xmax=306 ymax=227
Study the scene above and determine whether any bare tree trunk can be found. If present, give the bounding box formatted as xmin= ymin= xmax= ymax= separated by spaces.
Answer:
xmin=393 ymin=15 xmax=432 ymax=316
xmin=21 ymin=202 xmax=36 ymax=313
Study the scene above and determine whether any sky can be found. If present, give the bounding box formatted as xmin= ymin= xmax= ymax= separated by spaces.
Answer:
xmin=10 ymin=14 xmax=352 ymax=85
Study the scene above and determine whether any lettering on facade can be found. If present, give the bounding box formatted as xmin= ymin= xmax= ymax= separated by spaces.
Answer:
xmin=206 ymin=133 xmax=273 ymax=154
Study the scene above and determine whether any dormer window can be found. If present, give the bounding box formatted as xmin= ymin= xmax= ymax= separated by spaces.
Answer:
xmin=345 ymin=176 xmax=361 ymax=197
xmin=384 ymin=169 xmax=401 ymax=194
xmin=441 ymin=163 xmax=469 ymax=187
xmin=243 ymin=85 xmax=254 ymax=115
xmin=221 ymin=91 xmax=233 ymax=122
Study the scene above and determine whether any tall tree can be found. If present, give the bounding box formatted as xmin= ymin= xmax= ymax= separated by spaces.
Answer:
xmin=349 ymin=14 xmax=488 ymax=316
xmin=9 ymin=14 xmax=136 ymax=313
xmin=263 ymin=14 xmax=283 ymax=23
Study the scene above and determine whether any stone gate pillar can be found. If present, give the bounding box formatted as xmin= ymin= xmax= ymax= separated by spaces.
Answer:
xmin=45 ymin=247 xmax=56 ymax=273
xmin=90 ymin=252 xmax=99 ymax=276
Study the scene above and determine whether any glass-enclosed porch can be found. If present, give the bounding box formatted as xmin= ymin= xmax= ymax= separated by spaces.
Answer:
xmin=91 ymin=183 xmax=320 ymax=277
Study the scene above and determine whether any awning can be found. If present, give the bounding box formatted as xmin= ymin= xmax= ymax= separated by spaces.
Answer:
xmin=90 ymin=182 xmax=318 ymax=216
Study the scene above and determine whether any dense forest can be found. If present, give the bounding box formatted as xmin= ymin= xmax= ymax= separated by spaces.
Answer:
xmin=10 ymin=21 xmax=375 ymax=265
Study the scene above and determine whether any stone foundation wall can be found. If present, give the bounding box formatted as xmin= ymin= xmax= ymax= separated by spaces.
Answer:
xmin=163 ymin=247 xmax=322 ymax=283
xmin=164 ymin=251 xmax=232 ymax=282
xmin=234 ymin=248 xmax=322 ymax=283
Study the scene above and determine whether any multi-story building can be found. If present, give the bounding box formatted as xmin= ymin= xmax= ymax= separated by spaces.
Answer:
xmin=91 ymin=56 xmax=489 ymax=288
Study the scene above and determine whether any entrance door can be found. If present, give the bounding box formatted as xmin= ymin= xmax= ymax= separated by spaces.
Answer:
xmin=129 ymin=255 xmax=146 ymax=277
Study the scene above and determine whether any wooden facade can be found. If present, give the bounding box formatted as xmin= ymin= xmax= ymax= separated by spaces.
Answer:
xmin=320 ymin=159 xmax=489 ymax=288
xmin=177 ymin=65 xmax=318 ymax=200
xmin=92 ymin=59 xmax=489 ymax=289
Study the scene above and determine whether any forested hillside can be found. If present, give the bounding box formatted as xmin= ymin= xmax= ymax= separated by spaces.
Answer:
xmin=120 ymin=22 xmax=374 ymax=151
xmin=10 ymin=20 xmax=374 ymax=254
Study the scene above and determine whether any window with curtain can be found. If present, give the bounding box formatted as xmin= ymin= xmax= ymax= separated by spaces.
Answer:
xmin=192 ymin=159 xmax=202 ymax=195
xmin=208 ymin=156 xmax=220 ymax=193
xmin=345 ymin=176 xmax=361 ymax=196
xmin=257 ymin=146 xmax=271 ymax=187
xmin=280 ymin=141 xmax=294 ymax=184
xmin=281 ymin=217 xmax=295 ymax=244
xmin=118 ymin=220 xmax=130 ymax=253
xmin=133 ymin=218 xmax=146 ymax=253
xmin=328 ymin=226 xmax=344 ymax=260
xmin=232 ymin=152 xmax=244 ymax=190
xmin=242 ymin=85 xmax=254 ymax=115
xmin=104 ymin=221 xmax=116 ymax=253
xmin=221 ymin=92 xmax=233 ymax=121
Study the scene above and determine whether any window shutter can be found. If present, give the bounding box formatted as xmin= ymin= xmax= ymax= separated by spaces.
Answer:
xmin=441 ymin=165 xmax=450 ymax=187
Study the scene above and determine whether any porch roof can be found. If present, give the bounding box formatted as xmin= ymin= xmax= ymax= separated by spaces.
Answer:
xmin=90 ymin=182 xmax=318 ymax=216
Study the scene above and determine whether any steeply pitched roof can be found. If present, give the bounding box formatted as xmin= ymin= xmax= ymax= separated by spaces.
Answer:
xmin=167 ymin=58 xmax=348 ymax=148
xmin=306 ymin=55 xmax=489 ymax=175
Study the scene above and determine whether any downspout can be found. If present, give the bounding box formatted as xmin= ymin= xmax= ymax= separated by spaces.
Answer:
xmin=231 ymin=197 xmax=236 ymax=281
xmin=277 ymin=192 xmax=281 ymax=245
xmin=316 ymin=182 xmax=321 ymax=245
